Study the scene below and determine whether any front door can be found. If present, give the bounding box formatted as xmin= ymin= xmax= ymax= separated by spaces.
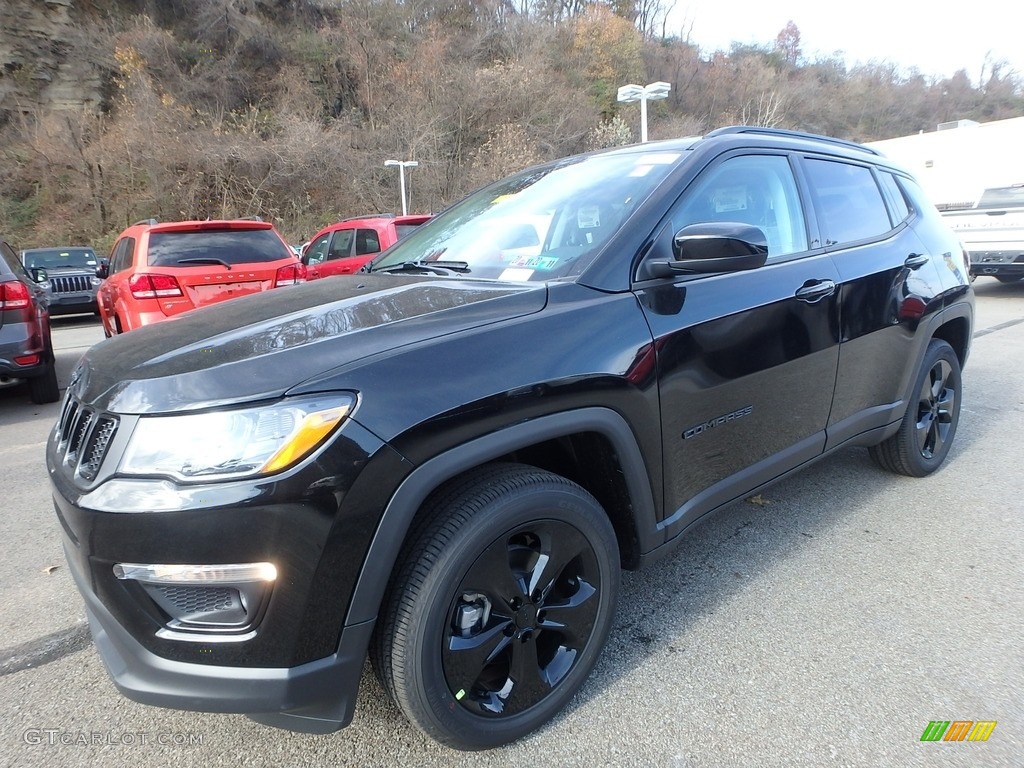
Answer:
xmin=635 ymin=152 xmax=841 ymax=539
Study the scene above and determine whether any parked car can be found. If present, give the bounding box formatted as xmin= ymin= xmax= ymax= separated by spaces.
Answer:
xmin=303 ymin=214 xmax=430 ymax=279
xmin=48 ymin=127 xmax=973 ymax=750
xmin=1 ymin=238 xmax=59 ymax=403
xmin=940 ymin=184 xmax=1024 ymax=282
xmin=97 ymin=218 xmax=305 ymax=336
xmin=21 ymin=246 xmax=104 ymax=316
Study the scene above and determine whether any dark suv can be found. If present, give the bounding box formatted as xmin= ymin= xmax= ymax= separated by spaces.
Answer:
xmin=47 ymin=127 xmax=973 ymax=750
xmin=21 ymin=246 xmax=103 ymax=316
xmin=1 ymin=238 xmax=59 ymax=403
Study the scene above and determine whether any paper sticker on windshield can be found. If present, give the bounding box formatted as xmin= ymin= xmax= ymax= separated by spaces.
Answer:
xmin=638 ymin=153 xmax=680 ymax=165
xmin=511 ymin=256 xmax=558 ymax=271
xmin=578 ymin=206 xmax=601 ymax=229
xmin=713 ymin=186 xmax=747 ymax=213
xmin=499 ymin=267 xmax=534 ymax=281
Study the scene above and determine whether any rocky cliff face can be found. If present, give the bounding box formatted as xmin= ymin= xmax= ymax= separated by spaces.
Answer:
xmin=0 ymin=0 xmax=106 ymax=118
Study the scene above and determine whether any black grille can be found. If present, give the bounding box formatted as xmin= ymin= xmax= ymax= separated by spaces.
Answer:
xmin=154 ymin=585 xmax=237 ymax=614
xmin=58 ymin=395 xmax=78 ymax=444
xmin=67 ymin=410 xmax=93 ymax=461
xmin=56 ymin=396 xmax=118 ymax=481
xmin=50 ymin=275 xmax=92 ymax=294
xmin=79 ymin=417 xmax=117 ymax=480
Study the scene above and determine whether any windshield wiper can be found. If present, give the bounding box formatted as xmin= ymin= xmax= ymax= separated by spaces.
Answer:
xmin=374 ymin=259 xmax=470 ymax=277
xmin=174 ymin=257 xmax=234 ymax=269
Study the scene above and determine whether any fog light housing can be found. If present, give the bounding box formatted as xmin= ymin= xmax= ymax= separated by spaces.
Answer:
xmin=114 ymin=562 xmax=276 ymax=641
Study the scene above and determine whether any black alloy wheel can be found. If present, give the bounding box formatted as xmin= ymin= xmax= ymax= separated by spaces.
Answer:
xmin=914 ymin=357 xmax=957 ymax=461
xmin=869 ymin=339 xmax=962 ymax=477
xmin=443 ymin=519 xmax=601 ymax=718
xmin=372 ymin=463 xmax=619 ymax=750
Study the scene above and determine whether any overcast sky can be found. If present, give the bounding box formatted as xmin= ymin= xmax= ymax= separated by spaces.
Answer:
xmin=667 ymin=1 xmax=1021 ymax=82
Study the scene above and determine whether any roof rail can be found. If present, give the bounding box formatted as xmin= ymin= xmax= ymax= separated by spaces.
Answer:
xmin=705 ymin=126 xmax=880 ymax=156
xmin=132 ymin=218 xmax=159 ymax=227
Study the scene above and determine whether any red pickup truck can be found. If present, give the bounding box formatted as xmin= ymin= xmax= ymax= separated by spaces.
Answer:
xmin=302 ymin=214 xmax=430 ymax=279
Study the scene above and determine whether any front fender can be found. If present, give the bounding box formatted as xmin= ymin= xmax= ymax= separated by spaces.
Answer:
xmin=342 ymin=407 xmax=659 ymax=628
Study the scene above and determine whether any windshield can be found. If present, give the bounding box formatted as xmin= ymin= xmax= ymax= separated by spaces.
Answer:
xmin=23 ymin=248 xmax=98 ymax=270
xmin=370 ymin=149 xmax=684 ymax=281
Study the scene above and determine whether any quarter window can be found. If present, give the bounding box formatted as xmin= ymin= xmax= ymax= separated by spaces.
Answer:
xmin=878 ymin=172 xmax=911 ymax=225
xmin=805 ymin=159 xmax=892 ymax=245
xmin=668 ymin=154 xmax=808 ymax=259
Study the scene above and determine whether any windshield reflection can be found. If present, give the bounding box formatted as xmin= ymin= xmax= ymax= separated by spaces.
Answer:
xmin=371 ymin=150 xmax=684 ymax=281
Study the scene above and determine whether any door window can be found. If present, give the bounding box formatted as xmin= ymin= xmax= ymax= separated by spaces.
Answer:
xmin=110 ymin=238 xmax=135 ymax=274
xmin=327 ymin=230 xmax=355 ymax=261
xmin=667 ymin=154 xmax=808 ymax=259
xmin=304 ymin=233 xmax=331 ymax=265
xmin=355 ymin=229 xmax=381 ymax=256
xmin=804 ymin=159 xmax=892 ymax=245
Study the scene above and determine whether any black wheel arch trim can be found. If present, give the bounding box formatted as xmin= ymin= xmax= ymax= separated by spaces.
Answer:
xmin=343 ymin=407 xmax=660 ymax=628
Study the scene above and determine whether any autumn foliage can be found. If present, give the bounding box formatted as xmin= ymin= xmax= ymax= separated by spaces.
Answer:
xmin=1 ymin=0 xmax=1021 ymax=251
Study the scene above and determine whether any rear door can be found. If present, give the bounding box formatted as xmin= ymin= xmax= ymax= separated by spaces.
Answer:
xmin=799 ymin=157 xmax=946 ymax=448
xmin=100 ymin=237 xmax=135 ymax=326
xmin=635 ymin=151 xmax=841 ymax=537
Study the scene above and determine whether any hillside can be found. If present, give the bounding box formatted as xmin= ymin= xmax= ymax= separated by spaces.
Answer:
xmin=2 ymin=0 xmax=1022 ymax=249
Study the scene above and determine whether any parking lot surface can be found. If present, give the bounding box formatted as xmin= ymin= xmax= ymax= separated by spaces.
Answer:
xmin=1 ymin=281 xmax=1021 ymax=767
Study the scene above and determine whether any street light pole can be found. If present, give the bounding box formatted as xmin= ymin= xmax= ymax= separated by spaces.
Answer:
xmin=616 ymin=81 xmax=671 ymax=143
xmin=384 ymin=159 xmax=419 ymax=215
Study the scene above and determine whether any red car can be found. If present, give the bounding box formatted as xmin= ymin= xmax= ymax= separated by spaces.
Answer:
xmin=98 ymin=219 xmax=305 ymax=336
xmin=302 ymin=214 xmax=430 ymax=279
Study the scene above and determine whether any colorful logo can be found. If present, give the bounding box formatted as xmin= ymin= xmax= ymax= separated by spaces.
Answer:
xmin=920 ymin=721 xmax=997 ymax=742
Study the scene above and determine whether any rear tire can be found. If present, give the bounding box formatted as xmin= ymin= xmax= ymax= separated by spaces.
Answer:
xmin=869 ymin=339 xmax=961 ymax=477
xmin=371 ymin=463 xmax=620 ymax=750
xmin=28 ymin=358 xmax=60 ymax=404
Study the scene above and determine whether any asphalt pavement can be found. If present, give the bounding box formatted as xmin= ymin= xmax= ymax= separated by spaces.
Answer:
xmin=1 ymin=280 xmax=1021 ymax=767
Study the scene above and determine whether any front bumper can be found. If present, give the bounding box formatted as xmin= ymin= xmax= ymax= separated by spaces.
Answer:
xmin=68 ymin=543 xmax=372 ymax=733
xmin=48 ymin=293 xmax=98 ymax=315
xmin=47 ymin=397 xmax=407 ymax=731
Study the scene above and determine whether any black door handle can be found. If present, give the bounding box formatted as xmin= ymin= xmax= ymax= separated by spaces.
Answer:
xmin=795 ymin=279 xmax=836 ymax=303
xmin=905 ymin=253 xmax=930 ymax=269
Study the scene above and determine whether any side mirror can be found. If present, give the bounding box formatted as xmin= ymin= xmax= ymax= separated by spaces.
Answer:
xmin=31 ymin=267 xmax=48 ymax=283
xmin=96 ymin=259 xmax=109 ymax=279
xmin=644 ymin=222 xmax=769 ymax=278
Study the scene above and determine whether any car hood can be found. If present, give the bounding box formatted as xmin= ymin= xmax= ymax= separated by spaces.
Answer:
xmin=71 ymin=275 xmax=547 ymax=414
xmin=39 ymin=266 xmax=96 ymax=275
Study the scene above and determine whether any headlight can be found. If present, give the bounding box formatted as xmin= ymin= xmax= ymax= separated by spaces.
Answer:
xmin=119 ymin=394 xmax=355 ymax=482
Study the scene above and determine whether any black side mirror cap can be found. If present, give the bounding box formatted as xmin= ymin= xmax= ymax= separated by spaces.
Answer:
xmin=643 ymin=222 xmax=769 ymax=278
xmin=96 ymin=259 xmax=109 ymax=279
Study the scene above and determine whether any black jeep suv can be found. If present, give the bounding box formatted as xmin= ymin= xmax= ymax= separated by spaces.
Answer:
xmin=47 ymin=127 xmax=973 ymax=750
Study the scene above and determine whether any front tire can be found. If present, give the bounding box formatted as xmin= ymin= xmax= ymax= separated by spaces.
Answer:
xmin=372 ymin=463 xmax=620 ymax=750
xmin=869 ymin=339 xmax=962 ymax=476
